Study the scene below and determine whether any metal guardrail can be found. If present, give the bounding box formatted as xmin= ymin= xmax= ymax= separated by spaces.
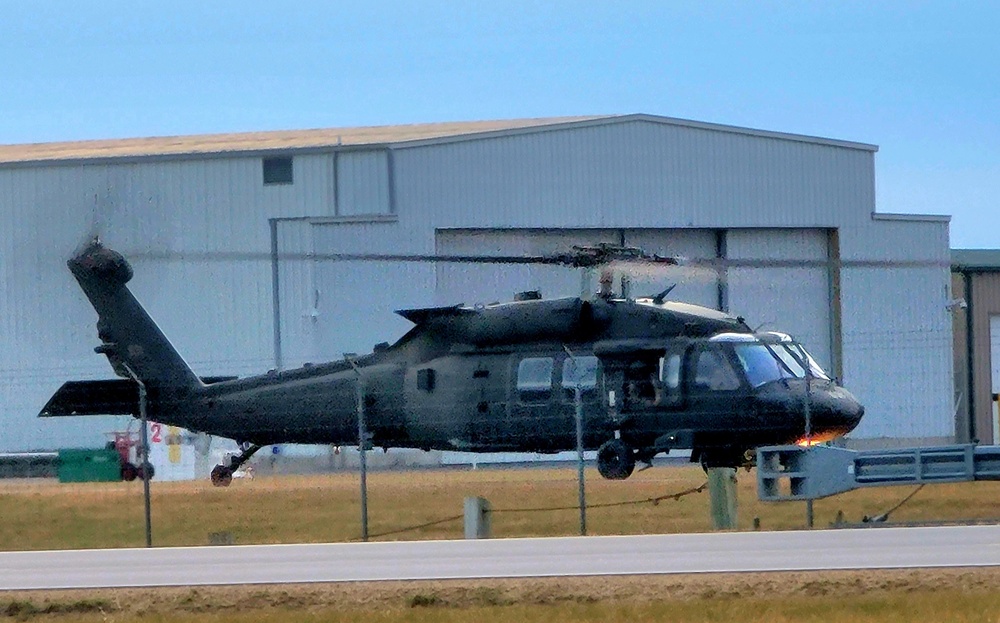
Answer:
xmin=757 ymin=444 xmax=1000 ymax=501
xmin=0 ymin=452 xmax=58 ymax=479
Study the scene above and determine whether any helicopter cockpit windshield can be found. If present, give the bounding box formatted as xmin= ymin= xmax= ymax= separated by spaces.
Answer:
xmin=713 ymin=333 xmax=830 ymax=388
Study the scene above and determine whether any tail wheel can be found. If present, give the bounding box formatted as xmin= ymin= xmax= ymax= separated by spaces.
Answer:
xmin=211 ymin=465 xmax=233 ymax=487
xmin=597 ymin=439 xmax=636 ymax=480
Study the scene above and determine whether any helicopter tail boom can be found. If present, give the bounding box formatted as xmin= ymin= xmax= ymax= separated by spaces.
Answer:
xmin=67 ymin=241 xmax=202 ymax=391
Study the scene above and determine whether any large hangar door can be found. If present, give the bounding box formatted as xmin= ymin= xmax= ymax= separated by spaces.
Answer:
xmin=310 ymin=222 xmax=434 ymax=359
xmin=726 ymin=229 xmax=833 ymax=372
xmin=991 ymin=315 xmax=1000 ymax=443
xmin=435 ymin=229 xmax=619 ymax=306
xmin=622 ymin=229 xmax=720 ymax=309
xmin=273 ymin=220 xmax=318 ymax=369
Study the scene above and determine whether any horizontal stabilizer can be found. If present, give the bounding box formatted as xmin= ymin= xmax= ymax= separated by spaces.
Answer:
xmin=39 ymin=377 xmax=237 ymax=417
xmin=395 ymin=304 xmax=474 ymax=325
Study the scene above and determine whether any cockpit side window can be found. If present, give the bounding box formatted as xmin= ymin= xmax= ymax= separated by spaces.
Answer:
xmin=661 ymin=353 xmax=681 ymax=390
xmin=657 ymin=350 xmax=683 ymax=406
xmin=517 ymin=357 xmax=554 ymax=402
xmin=734 ymin=344 xmax=790 ymax=387
xmin=693 ymin=347 xmax=741 ymax=392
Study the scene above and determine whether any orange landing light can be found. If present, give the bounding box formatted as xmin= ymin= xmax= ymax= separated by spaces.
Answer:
xmin=795 ymin=430 xmax=844 ymax=446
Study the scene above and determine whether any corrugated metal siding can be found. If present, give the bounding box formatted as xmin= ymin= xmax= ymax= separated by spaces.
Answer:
xmin=293 ymin=155 xmax=337 ymax=217
xmin=725 ymin=229 xmax=832 ymax=370
xmin=1 ymin=165 xmax=133 ymax=451
xmin=839 ymin=219 xmax=953 ymax=440
xmin=335 ymin=150 xmax=391 ymax=216
xmin=274 ymin=219 xmax=317 ymax=369
xmin=952 ymin=273 xmax=971 ymax=441
xmin=990 ymin=315 xmax=1000 ymax=441
xmin=393 ymin=120 xmax=875 ymax=230
xmin=310 ymin=220 xmax=434 ymax=358
xmin=970 ymin=273 xmax=1000 ymax=443
xmin=0 ymin=154 xmax=331 ymax=451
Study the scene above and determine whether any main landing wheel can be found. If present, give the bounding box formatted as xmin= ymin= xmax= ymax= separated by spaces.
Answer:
xmin=211 ymin=465 xmax=233 ymax=487
xmin=597 ymin=439 xmax=635 ymax=480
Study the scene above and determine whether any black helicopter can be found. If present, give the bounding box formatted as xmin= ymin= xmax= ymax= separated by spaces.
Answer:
xmin=41 ymin=241 xmax=864 ymax=486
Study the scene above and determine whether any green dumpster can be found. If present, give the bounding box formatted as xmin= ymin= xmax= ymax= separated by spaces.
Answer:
xmin=57 ymin=448 xmax=121 ymax=483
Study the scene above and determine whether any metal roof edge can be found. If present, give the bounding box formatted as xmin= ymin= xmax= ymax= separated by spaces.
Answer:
xmin=392 ymin=113 xmax=880 ymax=152
xmin=872 ymin=212 xmax=951 ymax=223
xmin=386 ymin=115 xmax=624 ymax=148
xmin=622 ymin=114 xmax=880 ymax=152
xmin=951 ymin=249 xmax=1000 ymax=272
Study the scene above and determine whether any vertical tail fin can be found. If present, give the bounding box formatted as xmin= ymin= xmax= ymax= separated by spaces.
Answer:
xmin=68 ymin=240 xmax=202 ymax=390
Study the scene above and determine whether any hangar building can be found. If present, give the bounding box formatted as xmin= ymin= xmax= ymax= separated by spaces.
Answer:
xmin=0 ymin=114 xmax=953 ymax=452
xmin=952 ymin=250 xmax=1000 ymax=445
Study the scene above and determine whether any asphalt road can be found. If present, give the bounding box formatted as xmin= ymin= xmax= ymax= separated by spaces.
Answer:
xmin=2 ymin=525 xmax=999 ymax=590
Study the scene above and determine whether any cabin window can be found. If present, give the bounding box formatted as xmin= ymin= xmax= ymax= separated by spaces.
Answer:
xmin=517 ymin=357 xmax=554 ymax=402
xmin=693 ymin=347 xmax=741 ymax=392
xmin=416 ymin=368 xmax=435 ymax=392
xmin=623 ymin=358 xmax=662 ymax=409
xmin=561 ymin=355 xmax=598 ymax=401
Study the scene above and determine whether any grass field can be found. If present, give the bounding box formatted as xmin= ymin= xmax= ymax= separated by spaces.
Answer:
xmin=3 ymin=569 xmax=1000 ymax=622
xmin=2 ymin=465 xmax=1000 ymax=550
xmin=3 ymin=466 xmax=1000 ymax=621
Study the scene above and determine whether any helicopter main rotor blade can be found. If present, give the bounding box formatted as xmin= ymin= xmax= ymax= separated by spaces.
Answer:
xmin=124 ymin=250 xmax=950 ymax=270
xmin=128 ymin=243 xmax=681 ymax=269
xmin=679 ymin=258 xmax=951 ymax=269
xmin=131 ymin=251 xmax=595 ymax=266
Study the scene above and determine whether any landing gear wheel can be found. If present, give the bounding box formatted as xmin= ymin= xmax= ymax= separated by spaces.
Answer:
xmin=211 ymin=465 xmax=233 ymax=487
xmin=209 ymin=443 xmax=262 ymax=487
xmin=597 ymin=439 xmax=636 ymax=480
xmin=121 ymin=462 xmax=138 ymax=482
xmin=138 ymin=462 xmax=155 ymax=481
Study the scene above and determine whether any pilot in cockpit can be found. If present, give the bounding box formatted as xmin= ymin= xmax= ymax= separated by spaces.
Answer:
xmin=695 ymin=350 xmax=740 ymax=392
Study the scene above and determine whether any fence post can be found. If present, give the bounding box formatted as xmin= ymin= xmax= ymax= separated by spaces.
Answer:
xmin=464 ymin=497 xmax=492 ymax=539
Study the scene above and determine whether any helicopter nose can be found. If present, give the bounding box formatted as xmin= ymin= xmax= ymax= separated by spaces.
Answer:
xmin=810 ymin=386 xmax=865 ymax=436
xmin=831 ymin=387 xmax=864 ymax=427
xmin=755 ymin=381 xmax=864 ymax=441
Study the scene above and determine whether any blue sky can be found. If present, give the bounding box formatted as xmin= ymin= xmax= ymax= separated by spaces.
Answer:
xmin=2 ymin=1 xmax=997 ymax=247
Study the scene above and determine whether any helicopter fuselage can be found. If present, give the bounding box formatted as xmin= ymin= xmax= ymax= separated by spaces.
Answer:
xmin=140 ymin=298 xmax=864 ymax=468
